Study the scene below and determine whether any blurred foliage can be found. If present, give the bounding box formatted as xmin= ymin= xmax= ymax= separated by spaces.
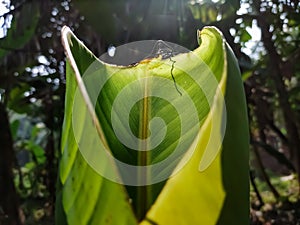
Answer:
xmin=0 ymin=0 xmax=299 ymax=224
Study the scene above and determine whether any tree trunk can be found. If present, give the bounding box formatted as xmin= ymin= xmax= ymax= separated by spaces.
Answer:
xmin=0 ymin=102 xmax=23 ymax=225
xmin=256 ymin=3 xmax=300 ymax=191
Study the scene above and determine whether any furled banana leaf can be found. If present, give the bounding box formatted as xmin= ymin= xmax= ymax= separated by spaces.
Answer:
xmin=56 ymin=25 xmax=249 ymax=225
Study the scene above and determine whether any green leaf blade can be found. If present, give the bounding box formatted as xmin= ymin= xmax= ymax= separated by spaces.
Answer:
xmin=56 ymin=26 xmax=138 ymax=225
xmin=57 ymin=26 xmax=249 ymax=225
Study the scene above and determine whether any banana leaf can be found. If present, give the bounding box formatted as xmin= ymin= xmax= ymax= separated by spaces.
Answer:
xmin=56 ymin=26 xmax=249 ymax=225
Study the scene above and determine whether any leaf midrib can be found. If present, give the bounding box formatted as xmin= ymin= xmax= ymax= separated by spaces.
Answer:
xmin=137 ymin=72 xmax=152 ymax=221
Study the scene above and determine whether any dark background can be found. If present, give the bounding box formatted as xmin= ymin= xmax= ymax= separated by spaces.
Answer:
xmin=0 ymin=0 xmax=299 ymax=224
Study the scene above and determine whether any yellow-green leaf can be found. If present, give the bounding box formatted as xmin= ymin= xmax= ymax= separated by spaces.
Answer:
xmin=56 ymin=26 xmax=249 ymax=225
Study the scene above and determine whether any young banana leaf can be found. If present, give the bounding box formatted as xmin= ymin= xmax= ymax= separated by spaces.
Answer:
xmin=55 ymin=26 xmax=249 ymax=225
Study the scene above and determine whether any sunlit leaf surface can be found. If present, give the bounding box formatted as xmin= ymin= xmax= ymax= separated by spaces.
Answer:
xmin=56 ymin=26 xmax=249 ymax=225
